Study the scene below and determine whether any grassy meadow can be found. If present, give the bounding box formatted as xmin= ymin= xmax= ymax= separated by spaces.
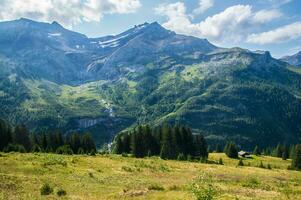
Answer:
xmin=0 ymin=152 xmax=301 ymax=200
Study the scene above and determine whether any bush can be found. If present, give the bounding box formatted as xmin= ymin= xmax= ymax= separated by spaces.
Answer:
xmin=190 ymin=183 xmax=217 ymax=200
xmin=31 ymin=144 xmax=41 ymax=153
xmin=90 ymin=149 xmax=96 ymax=156
xmin=218 ymin=158 xmax=223 ymax=165
xmin=224 ymin=142 xmax=238 ymax=159
xmin=148 ymin=184 xmax=165 ymax=191
xmin=177 ymin=153 xmax=186 ymax=161
xmin=56 ymin=145 xmax=73 ymax=155
xmin=237 ymin=159 xmax=244 ymax=166
xmin=77 ymin=148 xmax=85 ymax=154
xmin=190 ymin=173 xmax=218 ymax=200
xmin=267 ymin=163 xmax=272 ymax=170
xmin=40 ymin=183 xmax=53 ymax=195
xmin=4 ymin=143 xmax=26 ymax=153
xmin=56 ymin=188 xmax=67 ymax=196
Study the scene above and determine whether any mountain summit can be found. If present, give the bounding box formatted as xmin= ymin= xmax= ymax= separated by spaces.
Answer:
xmin=0 ymin=19 xmax=300 ymax=147
xmin=281 ymin=51 xmax=301 ymax=67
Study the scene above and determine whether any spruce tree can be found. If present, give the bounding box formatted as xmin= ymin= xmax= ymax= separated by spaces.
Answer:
xmin=215 ymin=144 xmax=222 ymax=153
xmin=41 ymin=133 xmax=48 ymax=151
xmin=273 ymin=144 xmax=283 ymax=158
xmin=122 ymin=133 xmax=131 ymax=154
xmin=225 ymin=142 xmax=238 ymax=158
xmin=0 ymin=119 xmax=12 ymax=151
xmin=291 ymin=144 xmax=301 ymax=170
xmin=13 ymin=124 xmax=31 ymax=152
xmin=70 ymin=133 xmax=81 ymax=154
xmin=82 ymin=133 xmax=96 ymax=154
xmin=160 ymin=124 xmax=176 ymax=159
xmin=193 ymin=134 xmax=208 ymax=159
xmin=131 ymin=128 xmax=145 ymax=158
xmin=114 ymin=136 xmax=123 ymax=154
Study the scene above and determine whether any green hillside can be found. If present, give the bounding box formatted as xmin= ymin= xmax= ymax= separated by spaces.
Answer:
xmin=1 ymin=152 xmax=301 ymax=200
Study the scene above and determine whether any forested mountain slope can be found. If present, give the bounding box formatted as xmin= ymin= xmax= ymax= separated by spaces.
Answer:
xmin=0 ymin=18 xmax=301 ymax=147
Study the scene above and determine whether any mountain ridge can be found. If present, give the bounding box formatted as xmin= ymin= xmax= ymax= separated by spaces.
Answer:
xmin=281 ymin=51 xmax=301 ymax=67
xmin=0 ymin=18 xmax=300 ymax=147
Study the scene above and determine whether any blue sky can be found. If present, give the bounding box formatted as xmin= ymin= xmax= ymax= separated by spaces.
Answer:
xmin=0 ymin=0 xmax=300 ymax=58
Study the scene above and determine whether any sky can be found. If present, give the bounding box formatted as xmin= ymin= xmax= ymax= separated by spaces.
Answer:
xmin=0 ymin=0 xmax=301 ymax=58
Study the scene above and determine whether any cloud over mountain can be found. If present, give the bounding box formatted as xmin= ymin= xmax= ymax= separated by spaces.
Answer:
xmin=0 ymin=0 xmax=141 ymax=28
xmin=156 ymin=2 xmax=282 ymax=44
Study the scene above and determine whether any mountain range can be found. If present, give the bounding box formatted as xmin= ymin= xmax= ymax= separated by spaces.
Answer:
xmin=281 ymin=51 xmax=301 ymax=67
xmin=0 ymin=18 xmax=301 ymax=147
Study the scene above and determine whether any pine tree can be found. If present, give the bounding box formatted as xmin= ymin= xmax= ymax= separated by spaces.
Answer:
xmin=193 ymin=134 xmax=208 ymax=159
xmin=0 ymin=119 xmax=12 ymax=151
xmin=114 ymin=136 xmax=123 ymax=154
xmin=131 ymin=128 xmax=144 ymax=158
xmin=282 ymin=151 xmax=288 ymax=160
xmin=13 ymin=124 xmax=31 ymax=152
xmin=122 ymin=132 xmax=131 ymax=154
xmin=224 ymin=142 xmax=238 ymax=158
xmin=70 ymin=133 xmax=81 ymax=154
xmin=273 ymin=144 xmax=283 ymax=158
xmin=289 ymin=145 xmax=296 ymax=159
xmin=215 ymin=144 xmax=222 ymax=153
xmin=41 ymin=133 xmax=48 ymax=151
xmin=81 ymin=133 xmax=96 ymax=154
xmin=291 ymin=144 xmax=301 ymax=170
xmin=253 ymin=146 xmax=260 ymax=155
xmin=160 ymin=124 xmax=176 ymax=159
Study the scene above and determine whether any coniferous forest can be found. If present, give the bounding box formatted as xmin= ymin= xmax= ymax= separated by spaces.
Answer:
xmin=113 ymin=124 xmax=208 ymax=160
xmin=0 ymin=119 xmax=96 ymax=155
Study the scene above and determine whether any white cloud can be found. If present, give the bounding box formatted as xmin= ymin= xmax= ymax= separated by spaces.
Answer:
xmin=193 ymin=0 xmax=214 ymax=15
xmin=252 ymin=9 xmax=282 ymax=23
xmin=0 ymin=0 xmax=141 ymax=28
xmin=247 ymin=22 xmax=301 ymax=44
xmin=156 ymin=2 xmax=284 ymax=44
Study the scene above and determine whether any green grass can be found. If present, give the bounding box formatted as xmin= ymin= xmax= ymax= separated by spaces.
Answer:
xmin=0 ymin=152 xmax=301 ymax=200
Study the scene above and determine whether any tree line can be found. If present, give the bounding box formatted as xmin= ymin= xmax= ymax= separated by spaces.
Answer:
xmin=113 ymin=124 xmax=208 ymax=160
xmin=215 ymin=141 xmax=301 ymax=170
xmin=0 ymin=119 xmax=96 ymax=154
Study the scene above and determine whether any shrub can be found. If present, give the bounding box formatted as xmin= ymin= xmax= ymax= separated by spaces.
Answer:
xmin=56 ymin=145 xmax=73 ymax=155
xmin=190 ymin=173 xmax=218 ymax=200
xmin=242 ymin=178 xmax=260 ymax=189
xmin=187 ymin=155 xmax=193 ymax=161
xmin=218 ymin=158 xmax=223 ymax=165
xmin=122 ymin=153 xmax=128 ymax=157
xmin=237 ymin=159 xmax=244 ymax=167
xmin=267 ymin=163 xmax=272 ymax=170
xmin=31 ymin=144 xmax=41 ymax=153
xmin=148 ymin=184 xmax=165 ymax=191
xmin=4 ymin=143 xmax=26 ymax=153
xmin=177 ymin=153 xmax=186 ymax=161
xmin=77 ymin=148 xmax=85 ymax=154
xmin=40 ymin=183 xmax=53 ymax=195
xmin=90 ymin=149 xmax=96 ymax=156
xmin=200 ymin=157 xmax=208 ymax=163
xmin=224 ymin=142 xmax=238 ymax=159
xmin=56 ymin=188 xmax=67 ymax=196
xmin=122 ymin=166 xmax=134 ymax=172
